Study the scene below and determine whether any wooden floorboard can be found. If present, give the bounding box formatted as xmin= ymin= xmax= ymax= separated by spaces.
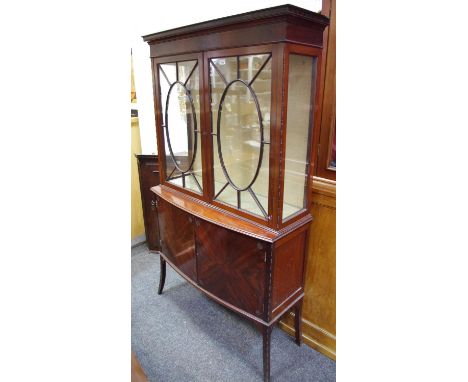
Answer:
xmin=131 ymin=352 xmax=148 ymax=382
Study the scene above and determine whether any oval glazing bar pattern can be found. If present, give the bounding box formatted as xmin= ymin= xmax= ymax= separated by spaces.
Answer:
xmin=210 ymin=54 xmax=272 ymax=218
xmin=159 ymin=60 xmax=203 ymax=194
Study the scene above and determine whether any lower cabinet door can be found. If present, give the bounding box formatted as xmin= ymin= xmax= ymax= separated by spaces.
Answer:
xmin=195 ymin=218 xmax=266 ymax=319
xmin=157 ymin=198 xmax=197 ymax=282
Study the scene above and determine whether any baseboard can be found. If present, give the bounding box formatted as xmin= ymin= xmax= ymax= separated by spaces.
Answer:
xmin=131 ymin=234 xmax=147 ymax=248
xmin=278 ymin=312 xmax=336 ymax=360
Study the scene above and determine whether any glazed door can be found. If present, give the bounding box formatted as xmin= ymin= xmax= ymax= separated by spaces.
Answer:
xmin=207 ymin=46 xmax=274 ymax=223
xmin=195 ymin=218 xmax=267 ymax=319
xmin=157 ymin=198 xmax=197 ymax=282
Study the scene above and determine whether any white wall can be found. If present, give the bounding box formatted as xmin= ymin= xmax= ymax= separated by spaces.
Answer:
xmin=130 ymin=0 xmax=322 ymax=154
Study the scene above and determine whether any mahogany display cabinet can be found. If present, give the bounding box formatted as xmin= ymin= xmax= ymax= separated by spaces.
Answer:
xmin=143 ymin=5 xmax=329 ymax=381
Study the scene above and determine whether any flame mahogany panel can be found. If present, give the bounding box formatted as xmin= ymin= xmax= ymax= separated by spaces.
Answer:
xmin=271 ymin=231 xmax=307 ymax=312
xmin=195 ymin=218 xmax=268 ymax=319
xmin=157 ymin=197 xmax=197 ymax=282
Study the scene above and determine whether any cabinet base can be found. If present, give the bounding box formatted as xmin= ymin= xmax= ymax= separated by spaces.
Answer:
xmin=157 ymin=251 xmax=303 ymax=381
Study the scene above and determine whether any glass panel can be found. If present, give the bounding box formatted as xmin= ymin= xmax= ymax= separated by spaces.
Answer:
xmin=241 ymin=190 xmax=265 ymax=217
xmin=250 ymin=58 xmax=271 ymax=134
xmin=211 ymin=57 xmax=237 ymax=83
xmin=159 ymin=61 xmax=202 ymax=194
xmin=282 ymin=54 xmax=317 ymax=221
xmin=239 ymin=54 xmax=270 ymax=83
xmin=218 ymin=81 xmax=261 ymax=190
xmin=160 ymin=63 xmax=176 ymax=84
xmin=185 ymin=65 xmax=203 ymax=193
xmin=178 ymin=60 xmax=197 ymax=84
xmin=210 ymin=54 xmax=271 ymax=218
xmin=251 ymin=141 xmax=269 ymax=213
xmin=166 ymin=83 xmax=192 ymax=167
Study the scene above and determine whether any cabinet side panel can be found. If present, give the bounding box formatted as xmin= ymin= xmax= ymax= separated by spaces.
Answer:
xmin=138 ymin=156 xmax=161 ymax=250
xmin=271 ymin=232 xmax=306 ymax=310
xmin=196 ymin=219 xmax=266 ymax=319
xmin=158 ymin=198 xmax=197 ymax=281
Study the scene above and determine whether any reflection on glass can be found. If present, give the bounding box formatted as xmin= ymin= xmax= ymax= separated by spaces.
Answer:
xmin=167 ymin=83 xmax=192 ymax=161
xmin=210 ymin=54 xmax=271 ymax=218
xmin=219 ymin=81 xmax=261 ymax=189
xmin=282 ymin=54 xmax=316 ymax=221
xmin=159 ymin=60 xmax=202 ymax=194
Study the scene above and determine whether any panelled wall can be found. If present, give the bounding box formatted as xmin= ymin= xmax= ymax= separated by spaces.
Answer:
xmin=279 ymin=0 xmax=336 ymax=359
xmin=279 ymin=177 xmax=336 ymax=359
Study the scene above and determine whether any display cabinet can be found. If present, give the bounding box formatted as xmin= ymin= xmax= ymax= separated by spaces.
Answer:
xmin=143 ymin=5 xmax=328 ymax=381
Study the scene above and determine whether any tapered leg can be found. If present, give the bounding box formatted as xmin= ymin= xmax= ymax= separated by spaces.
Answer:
xmin=294 ymin=300 xmax=303 ymax=346
xmin=158 ymin=256 xmax=166 ymax=295
xmin=263 ymin=325 xmax=272 ymax=382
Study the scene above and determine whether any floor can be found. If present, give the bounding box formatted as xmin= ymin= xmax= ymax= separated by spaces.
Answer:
xmin=132 ymin=244 xmax=336 ymax=382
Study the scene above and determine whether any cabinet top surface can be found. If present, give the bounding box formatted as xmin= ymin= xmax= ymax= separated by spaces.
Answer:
xmin=152 ymin=185 xmax=312 ymax=243
xmin=142 ymin=4 xmax=329 ymax=44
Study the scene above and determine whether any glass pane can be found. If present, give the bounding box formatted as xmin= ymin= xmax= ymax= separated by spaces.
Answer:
xmin=178 ymin=60 xmax=197 ymax=84
xmin=282 ymin=54 xmax=317 ymax=221
xmin=239 ymin=54 xmax=270 ymax=83
xmin=210 ymin=64 xmax=224 ymax=134
xmin=210 ymin=54 xmax=271 ymax=218
xmin=159 ymin=61 xmax=202 ymax=194
xmin=251 ymin=58 xmax=271 ymax=134
xmin=166 ymin=83 xmax=194 ymax=172
xmin=241 ymin=190 xmax=265 ymax=217
xmin=160 ymin=63 xmax=176 ymax=84
xmin=211 ymin=57 xmax=237 ymax=83
xmin=186 ymin=65 xmax=203 ymax=193
xmin=251 ymin=142 xmax=269 ymax=213
xmin=218 ymin=81 xmax=261 ymax=190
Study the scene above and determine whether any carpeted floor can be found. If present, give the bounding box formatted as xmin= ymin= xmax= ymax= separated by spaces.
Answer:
xmin=132 ymin=244 xmax=336 ymax=382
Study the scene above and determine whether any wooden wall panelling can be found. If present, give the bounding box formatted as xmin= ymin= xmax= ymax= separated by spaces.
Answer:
xmin=317 ymin=0 xmax=336 ymax=179
xmin=277 ymin=0 xmax=336 ymax=360
xmin=279 ymin=177 xmax=336 ymax=360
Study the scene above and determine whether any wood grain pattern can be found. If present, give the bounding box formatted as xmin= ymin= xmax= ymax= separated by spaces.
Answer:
xmin=136 ymin=155 xmax=161 ymax=250
xmin=157 ymin=197 xmax=197 ymax=282
xmin=143 ymin=5 xmax=328 ymax=55
xmin=317 ymin=0 xmax=336 ymax=180
xmin=196 ymin=218 xmax=267 ymax=319
xmin=279 ymin=176 xmax=336 ymax=359
xmin=271 ymin=232 xmax=306 ymax=310
xmin=152 ymin=184 xmax=312 ymax=243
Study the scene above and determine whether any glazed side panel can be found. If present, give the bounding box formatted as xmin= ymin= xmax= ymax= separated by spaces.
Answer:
xmin=157 ymin=197 xmax=197 ymax=282
xmin=195 ymin=218 xmax=267 ymax=320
